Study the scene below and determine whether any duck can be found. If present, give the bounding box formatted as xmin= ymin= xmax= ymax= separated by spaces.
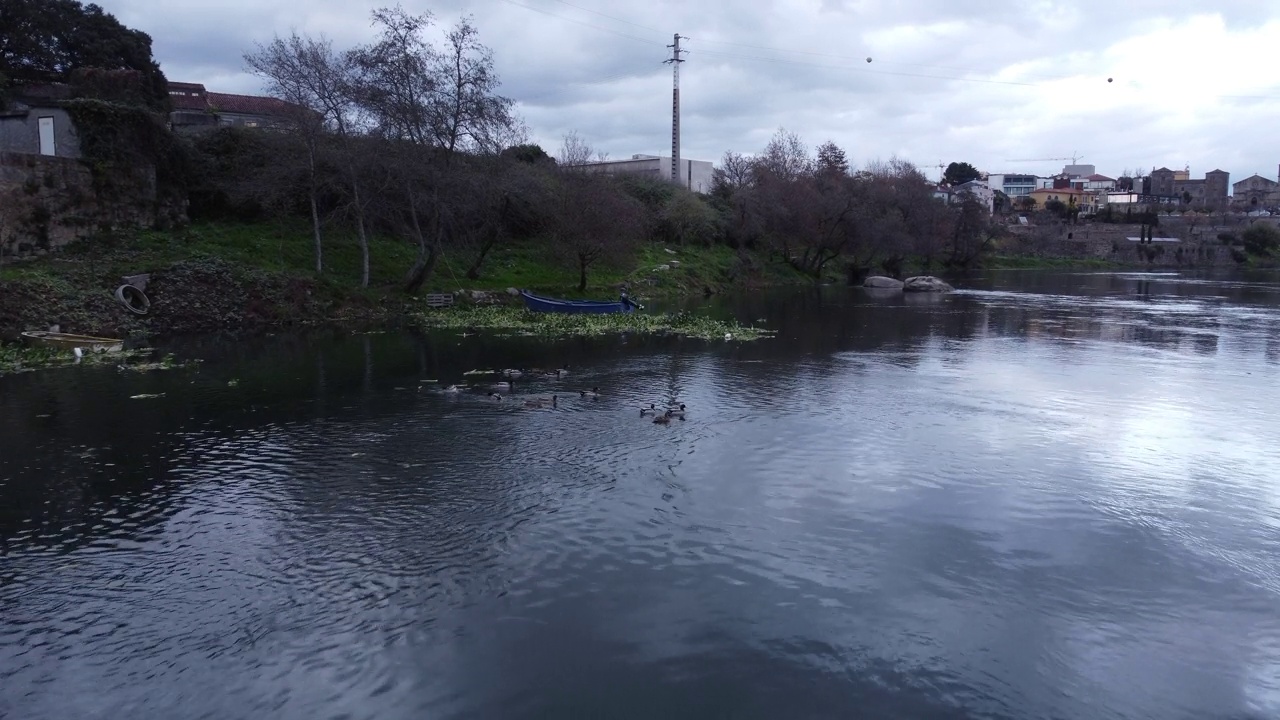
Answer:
xmin=580 ymin=386 xmax=600 ymax=399
xmin=442 ymin=384 xmax=464 ymax=393
xmin=653 ymin=410 xmax=674 ymax=425
xmin=523 ymin=395 xmax=558 ymax=409
xmin=639 ymin=403 xmax=658 ymax=416
xmin=490 ymin=380 xmax=513 ymax=390
xmin=487 ymin=391 xmax=504 ymax=401
xmin=667 ymin=403 xmax=687 ymax=418
xmin=502 ymin=368 xmax=524 ymax=378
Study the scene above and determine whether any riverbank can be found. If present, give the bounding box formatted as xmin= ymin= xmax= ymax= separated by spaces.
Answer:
xmin=0 ymin=221 xmax=814 ymax=342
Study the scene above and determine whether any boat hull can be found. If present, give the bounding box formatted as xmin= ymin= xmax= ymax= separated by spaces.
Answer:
xmin=21 ymin=331 xmax=124 ymax=353
xmin=520 ymin=290 xmax=636 ymax=314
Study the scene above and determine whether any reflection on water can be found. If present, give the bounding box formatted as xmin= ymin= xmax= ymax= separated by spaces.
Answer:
xmin=2 ymin=270 xmax=1280 ymax=720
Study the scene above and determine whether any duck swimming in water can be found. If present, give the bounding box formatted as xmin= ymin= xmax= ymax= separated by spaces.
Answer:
xmin=487 ymin=391 xmax=503 ymax=401
xmin=580 ymin=386 xmax=600 ymax=399
xmin=652 ymin=410 xmax=674 ymax=425
xmin=640 ymin=403 xmax=657 ymax=416
xmin=667 ymin=403 xmax=687 ymax=418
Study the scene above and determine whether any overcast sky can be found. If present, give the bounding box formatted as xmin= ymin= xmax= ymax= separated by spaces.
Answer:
xmin=103 ymin=0 xmax=1280 ymax=184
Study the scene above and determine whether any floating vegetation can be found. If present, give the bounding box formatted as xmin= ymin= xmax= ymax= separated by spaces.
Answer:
xmin=415 ymin=306 xmax=774 ymax=341
xmin=116 ymin=354 xmax=198 ymax=372
xmin=1 ymin=345 xmax=195 ymax=377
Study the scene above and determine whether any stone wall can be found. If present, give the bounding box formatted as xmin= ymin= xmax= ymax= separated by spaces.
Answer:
xmin=0 ymin=152 xmax=184 ymax=260
xmin=998 ymin=219 xmax=1276 ymax=268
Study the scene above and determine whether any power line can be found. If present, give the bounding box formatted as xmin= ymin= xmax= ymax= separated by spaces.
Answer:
xmin=494 ymin=0 xmax=666 ymax=46
xmin=516 ymin=66 xmax=661 ymax=103
xmin=546 ymin=0 xmax=666 ymax=34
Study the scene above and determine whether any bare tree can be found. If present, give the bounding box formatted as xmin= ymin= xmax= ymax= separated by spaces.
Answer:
xmin=245 ymin=32 xmax=347 ymax=274
xmin=756 ymin=127 xmax=810 ymax=181
xmin=557 ymin=130 xmax=595 ymax=167
xmin=429 ymin=16 xmax=517 ymax=159
xmin=549 ymin=175 xmax=645 ymax=291
xmin=711 ymin=150 xmax=754 ymax=198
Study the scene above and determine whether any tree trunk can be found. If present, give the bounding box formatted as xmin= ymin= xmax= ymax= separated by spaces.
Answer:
xmin=403 ymin=191 xmax=440 ymax=295
xmin=350 ymin=176 xmax=370 ymax=289
xmin=307 ymin=144 xmax=323 ymax=275
xmin=355 ymin=214 xmax=370 ymax=288
xmin=578 ymin=255 xmax=588 ymax=292
xmin=465 ymin=226 xmax=499 ymax=280
xmin=309 ymin=193 xmax=323 ymax=275
xmin=404 ymin=245 xmax=440 ymax=295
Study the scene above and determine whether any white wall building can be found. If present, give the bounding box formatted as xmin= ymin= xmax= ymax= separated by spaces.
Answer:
xmin=579 ymin=154 xmax=714 ymax=194
xmin=986 ymin=173 xmax=1043 ymax=199
xmin=953 ymin=179 xmax=995 ymax=213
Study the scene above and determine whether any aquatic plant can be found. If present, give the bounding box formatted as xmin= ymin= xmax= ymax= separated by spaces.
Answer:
xmin=0 ymin=345 xmax=193 ymax=376
xmin=414 ymin=306 xmax=774 ymax=341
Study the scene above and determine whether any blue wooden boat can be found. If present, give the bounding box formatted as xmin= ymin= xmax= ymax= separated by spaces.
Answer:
xmin=520 ymin=290 xmax=639 ymax=314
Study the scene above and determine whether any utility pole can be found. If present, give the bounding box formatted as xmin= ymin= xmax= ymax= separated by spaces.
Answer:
xmin=665 ymin=33 xmax=685 ymax=186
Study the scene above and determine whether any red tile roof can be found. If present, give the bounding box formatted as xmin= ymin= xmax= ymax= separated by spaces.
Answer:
xmin=1086 ymin=174 xmax=1114 ymax=181
xmin=167 ymin=82 xmax=300 ymax=119
xmin=206 ymin=92 xmax=296 ymax=117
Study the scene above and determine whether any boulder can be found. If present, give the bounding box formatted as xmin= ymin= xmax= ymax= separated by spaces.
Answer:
xmin=903 ymin=275 xmax=954 ymax=292
xmin=668 ymin=260 xmax=681 ymax=268
xmin=505 ymin=287 xmax=520 ymax=296
xmin=863 ymin=275 xmax=904 ymax=290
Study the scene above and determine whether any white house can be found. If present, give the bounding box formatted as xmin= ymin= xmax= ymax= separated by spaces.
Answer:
xmin=953 ymin=179 xmax=995 ymax=213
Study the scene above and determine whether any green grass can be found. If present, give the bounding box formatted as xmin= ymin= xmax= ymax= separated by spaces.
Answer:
xmin=1 ymin=220 xmax=815 ymax=298
xmin=415 ymin=305 xmax=775 ymax=341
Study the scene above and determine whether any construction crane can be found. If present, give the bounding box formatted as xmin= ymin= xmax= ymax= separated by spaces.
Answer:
xmin=1004 ymin=153 xmax=1085 ymax=164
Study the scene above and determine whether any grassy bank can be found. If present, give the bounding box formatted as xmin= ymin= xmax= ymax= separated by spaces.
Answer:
xmin=0 ymin=221 xmax=813 ymax=341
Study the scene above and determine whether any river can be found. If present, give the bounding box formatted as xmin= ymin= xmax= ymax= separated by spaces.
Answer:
xmin=2 ymin=270 xmax=1279 ymax=720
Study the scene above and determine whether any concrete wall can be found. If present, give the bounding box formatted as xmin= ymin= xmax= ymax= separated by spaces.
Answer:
xmin=999 ymin=218 xmax=1276 ymax=268
xmin=0 ymin=108 xmax=81 ymax=158
xmin=581 ymin=155 xmax=714 ymax=194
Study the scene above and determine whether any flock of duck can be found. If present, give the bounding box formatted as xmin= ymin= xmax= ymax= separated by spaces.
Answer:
xmin=438 ymin=366 xmax=689 ymax=423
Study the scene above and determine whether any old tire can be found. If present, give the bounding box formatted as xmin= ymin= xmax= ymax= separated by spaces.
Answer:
xmin=115 ymin=284 xmax=151 ymax=315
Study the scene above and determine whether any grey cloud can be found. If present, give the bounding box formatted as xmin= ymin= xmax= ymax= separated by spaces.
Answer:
xmin=99 ymin=0 xmax=1280 ymax=182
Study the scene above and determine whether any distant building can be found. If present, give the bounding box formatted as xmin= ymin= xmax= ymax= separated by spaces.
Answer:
xmin=953 ymin=179 xmax=995 ymax=213
xmin=578 ymin=154 xmax=714 ymax=193
xmin=1029 ymin=186 xmax=1098 ymax=213
xmin=1082 ymin=174 xmax=1116 ymax=191
xmin=0 ymin=84 xmax=81 ymax=158
xmin=1062 ymin=164 xmax=1095 ymax=178
xmin=985 ymin=173 xmax=1041 ymax=199
xmin=168 ymin=82 xmax=303 ymax=132
xmin=1232 ymin=169 xmax=1280 ymax=210
xmin=1147 ymin=166 xmax=1228 ymax=209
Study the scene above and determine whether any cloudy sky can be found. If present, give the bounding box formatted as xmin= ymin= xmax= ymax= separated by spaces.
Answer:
xmin=103 ymin=0 xmax=1280 ymax=184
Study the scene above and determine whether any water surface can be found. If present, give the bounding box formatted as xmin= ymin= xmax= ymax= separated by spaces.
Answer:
xmin=3 ymin=270 xmax=1280 ymax=719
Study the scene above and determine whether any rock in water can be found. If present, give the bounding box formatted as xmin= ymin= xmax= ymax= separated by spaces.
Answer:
xmin=903 ymin=275 xmax=954 ymax=292
xmin=863 ymin=276 xmax=904 ymax=290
